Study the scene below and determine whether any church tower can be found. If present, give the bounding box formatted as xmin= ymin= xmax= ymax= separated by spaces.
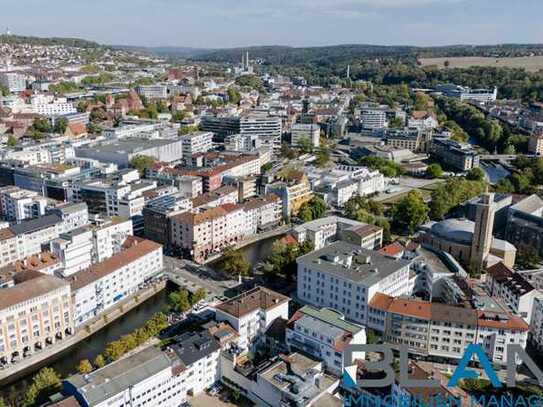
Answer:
xmin=470 ymin=192 xmax=495 ymax=273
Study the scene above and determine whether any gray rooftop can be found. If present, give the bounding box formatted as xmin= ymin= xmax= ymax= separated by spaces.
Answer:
xmin=64 ymin=346 xmax=173 ymax=405
xmin=297 ymin=241 xmax=411 ymax=286
xmin=172 ymin=331 xmax=220 ymax=366
xmin=78 ymin=138 xmax=180 ymax=155
xmin=9 ymin=213 xmax=61 ymax=235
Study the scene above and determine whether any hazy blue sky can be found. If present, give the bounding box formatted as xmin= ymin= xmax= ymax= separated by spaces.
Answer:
xmin=3 ymin=0 xmax=543 ymax=48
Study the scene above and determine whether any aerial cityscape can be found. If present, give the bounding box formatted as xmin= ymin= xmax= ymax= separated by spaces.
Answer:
xmin=2 ymin=2 xmax=543 ymax=407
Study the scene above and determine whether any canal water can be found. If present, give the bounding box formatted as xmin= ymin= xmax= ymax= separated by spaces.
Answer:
xmin=0 ymin=234 xmax=284 ymax=405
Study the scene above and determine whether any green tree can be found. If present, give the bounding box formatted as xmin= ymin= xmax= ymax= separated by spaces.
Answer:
xmin=0 ymin=84 xmax=9 ymax=96
xmin=77 ymin=359 xmax=93 ymax=374
xmin=298 ymin=196 xmax=327 ymax=222
xmin=0 ymin=397 xmax=7 ymax=407
xmin=105 ymin=340 xmax=127 ymax=362
xmin=359 ymin=156 xmax=403 ymax=177
xmin=516 ymin=247 xmax=542 ymax=269
xmin=429 ymin=178 xmax=486 ymax=220
xmin=24 ymin=367 xmax=61 ymax=407
xmin=168 ymin=289 xmax=191 ymax=313
xmin=31 ymin=117 xmax=53 ymax=133
xmin=426 ymin=163 xmax=443 ymax=178
xmin=392 ymin=190 xmax=429 ymax=234
xmin=6 ymin=135 xmax=17 ymax=147
xmin=191 ymin=288 xmax=207 ymax=305
xmin=262 ymin=240 xmax=312 ymax=281
xmin=94 ymin=354 xmax=106 ymax=369
xmin=216 ymin=247 xmax=251 ymax=277
xmin=466 ymin=167 xmax=485 ymax=182
xmin=54 ymin=117 xmax=68 ymax=134
xmin=315 ymin=146 xmax=331 ymax=167
xmin=296 ymin=136 xmax=313 ymax=154
xmin=129 ymin=155 xmax=156 ymax=176
xmin=388 ymin=117 xmax=404 ymax=128
xmin=227 ymin=87 xmax=241 ymax=105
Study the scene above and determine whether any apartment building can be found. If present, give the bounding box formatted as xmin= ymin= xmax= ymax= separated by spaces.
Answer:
xmin=407 ymin=111 xmax=438 ymax=130
xmin=64 ymin=346 xmax=185 ymax=407
xmin=171 ymin=203 xmax=245 ymax=263
xmin=431 ymin=137 xmax=480 ymax=171
xmin=240 ymin=193 xmax=283 ymax=234
xmin=530 ymin=297 xmax=543 ymax=352
xmin=486 ymin=262 xmax=542 ymax=323
xmin=215 ymin=287 xmax=290 ymax=351
xmin=297 ymin=241 xmax=412 ymax=329
xmin=180 ymin=131 xmax=213 ymax=162
xmin=225 ymin=133 xmax=262 ymax=152
xmin=384 ymin=128 xmax=430 ymax=153
xmin=240 ymin=113 xmax=282 ymax=151
xmin=360 ymin=106 xmax=388 ymax=129
xmin=30 ymin=94 xmax=76 ymax=116
xmin=9 ymin=214 xmax=62 ymax=258
xmin=286 ymin=305 xmax=366 ymax=376
xmin=370 ymin=294 xmax=529 ymax=365
xmin=0 ymin=186 xmax=48 ymax=222
xmin=68 ymin=237 xmax=162 ymax=325
xmin=0 ymin=273 xmax=73 ymax=366
xmin=293 ymin=216 xmax=383 ymax=251
xmin=265 ymin=171 xmax=313 ymax=218
xmin=0 ymin=228 xmax=19 ymax=268
xmin=48 ymin=202 xmax=89 ymax=234
xmin=51 ymin=227 xmax=93 ymax=277
xmin=90 ymin=216 xmax=134 ymax=263
xmin=135 ymin=84 xmax=168 ymax=99
xmin=0 ymin=72 xmax=26 ymax=93
xmin=142 ymin=193 xmax=192 ymax=247
xmin=291 ymin=123 xmax=320 ymax=148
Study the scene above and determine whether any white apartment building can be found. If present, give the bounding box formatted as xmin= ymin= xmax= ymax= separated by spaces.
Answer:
xmin=51 ymin=228 xmax=93 ymax=277
xmin=30 ymin=94 xmax=76 ymax=116
xmin=0 ymin=72 xmax=26 ymax=93
xmin=177 ymin=175 xmax=203 ymax=198
xmin=180 ymin=131 xmax=213 ymax=161
xmin=293 ymin=216 xmax=383 ymax=251
xmin=90 ymin=217 xmax=133 ymax=263
xmin=225 ymin=133 xmax=262 ymax=152
xmin=408 ymin=111 xmax=439 ymax=130
xmin=0 ymin=186 xmax=48 ymax=222
xmin=240 ymin=114 xmax=282 ymax=151
xmin=215 ymin=287 xmax=290 ymax=351
xmin=0 ymin=228 xmax=19 ymax=268
xmin=9 ymin=214 xmax=62 ymax=258
xmin=486 ymin=263 xmax=543 ymax=323
xmin=297 ymin=241 xmax=412 ymax=329
xmin=135 ymin=84 xmax=168 ymax=99
xmin=64 ymin=342 xmax=214 ymax=407
xmin=240 ymin=193 xmax=283 ymax=234
xmin=69 ymin=237 xmax=163 ymax=325
xmin=291 ymin=123 xmax=320 ymax=148
xmin=286 ymin=305 xmax=366 ymax=376
xmin=530 ymin=297 xmax=543 ymax=352
xmin=48 ymin=202 xmax=89 ymax=235
xmin=0 ymin=274 xmax=73 ymax=366
xmin=360 ymin=108 xmax=387 ymax=129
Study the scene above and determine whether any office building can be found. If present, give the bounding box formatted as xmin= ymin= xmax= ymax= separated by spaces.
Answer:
xmin=291 ymin=123 xmax=320 ymax=148
xmin=135 ymin=84 xmax=168 ymax=99
xmin=180 ymin=131 xmax=213 ymax=161
xmin=430 ymin=138 xmax=480 ymax=171
xmin=436 ymin=84 xmax=498 ymax=103
xmin=240 ymin=114 xmax=282 ymax=151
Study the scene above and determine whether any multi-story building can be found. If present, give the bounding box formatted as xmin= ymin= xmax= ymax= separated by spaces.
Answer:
xmin=9 ymin=214 xmax=62 ymax=258
xmin=240 ymin=113 xmax=282 ymax=151
xmin=530 ymin=297 xmax=543 ymax=351
xmin=0 ymin=273 xmax=73 ymax=366
xmin=293 ymin=216 xmax=383 ymax=250
xmin=135 ymin=84 xmax=168 ymax=99
xmin=240 ymin=193 xmax=283 ymax=234
xmin=30 ymin=94 xmax=76 ymax=116
xmin=486 ymin=262 xmax=542 ymax=323
xmin=384 ymin=128 xmax=430 ymax=153
xmin=407 ymin=111 xmax=438 ymax=130
xmin=297 ymin=241 xmax=412 ymax=329
xmin=360 ymin=106 xmax=388 ymax=129
xmin=90 ymin=216 xmax=134 ymax=263
xmin=291 ymin=123 xmax=320 ymax=148
xmin=200 ymin=115 xmax=241 ymax=137
xmin=68 ymin=237 xmax=163 ymax=325
xmin=505 ymin=194 xmax=543 ymax=257
xmin=265 ymin=171 xmax=313 ymax=218
xmin=370 ymin=294 xmax=529 ymax=365
xmin=215 ymin=286 xmax=290 ymax=351
xmin=431 ymin=137 xmax=480 ymax=171
xmin=0 ymin=228 xmax=19 ymax=268
xmin=51 ymin=227 xmax=93 ymax=277
xmin=0 ymin=186 xmax=48 ymax=222
xmin=48 ymin=202 xmax=89 ymax=234
xmin=76 ymin=138 xmax=184 ymax=168
xmin=436 ymin=84 xmax=498 ymax=103
xmin=225 ymin=133 xmax=262 ymax=152
xmin=180 ymin=131 xmax=213 ymax=162
xmin=64 ymin=330 xmax=220 ymax=407
xmin=286 ymin=305 xmax=366 ymax=375
xmin=0 ymin=72 xmax=26 ymax=93
xmin=171 ymin=203 xmax=245 ymax=263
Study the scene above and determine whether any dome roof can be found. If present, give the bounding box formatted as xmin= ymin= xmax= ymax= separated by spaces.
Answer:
xmin=431 ymin=219 xmax=475 ymax=244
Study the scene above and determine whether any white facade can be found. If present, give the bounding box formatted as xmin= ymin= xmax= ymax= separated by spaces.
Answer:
xmin=91 ymin=218 xmax=133 ymax=263
xmin=297 ymin=241 xmax=411 ymax=328
xmin=0 ymin=186 xmax=48 ymax=222
xmin=361 ymin=108 xmax=387 ymax=129
xmin=30 ymin=94 xmax=76 ymax=116
xmin=180 ymin=131 xmax=213 ymax=160
xmin=51 ymin=228 xmax=93 ymax=277
xmin=291 ymin=123 xmax=320 ymax=148
xmin=0 ymin=72 xmax=26 ymax=93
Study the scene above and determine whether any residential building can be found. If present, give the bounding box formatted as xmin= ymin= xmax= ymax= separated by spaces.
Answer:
xmin=384 ymin=128 xmax=431 ymax=153
xmin=51 ymin=227 xmax=93 ymax=277
xmin=0 ymin=186 xmax=48 ymax=222
xmin=30 ymin=94 xmax=76 ymax=116
xmin=180 ymin=131 xmax=213 ymax=162
xmin=240 ymin=113 xmax=282 ymax=151
xmin=90 ymin=216 xmax=134 ymax=263
xmin=297 ymin=241 xmax=412 ymax=329
xmin=360 ymin=106 xmax=387 ymax=129
xmin=215 ymin=286 xmax=290 ymax=351
xmin=240 ymin=193 xmax=283 ymax=234
xmin=291 ymin=123 xmax=320 ymax=148
xmin=225 ymin=133 xmax=262 ymax=152
xmin=407 ymin=111 xmax=438 ymax=130
xmin=48 ymin=202 xmax=89 ymax=234
xmin=505 ymin=194 xmax=543 ymax=257
xmin=292 ymin=216 xmax=383 ymax=250
xmin=286 ymin=305 xmax=366 ymax=375
xmin=9 ymin=214 xmax=62 ymax=258
xmin=0 ymin=273 xmax=73 ymax=366
xmin=68 ymin=237 xmax=163 ymax=325
xmin=265 ymin=171 xmax=313 ymax=218
xmin=0 ymin=72 xmax=26 ymax=93
xmin=431 ymin=138 xmax=480 ymax=171
xmin=135 ymin=84 xmax=168 ymax=99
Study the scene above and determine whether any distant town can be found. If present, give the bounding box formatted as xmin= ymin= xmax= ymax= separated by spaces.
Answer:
xmin=1 ymin=30 xmax=543 ymax=407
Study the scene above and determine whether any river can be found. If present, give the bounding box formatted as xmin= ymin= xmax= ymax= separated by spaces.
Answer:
xmin=0 ymin=234 xmax=284 ymax=405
